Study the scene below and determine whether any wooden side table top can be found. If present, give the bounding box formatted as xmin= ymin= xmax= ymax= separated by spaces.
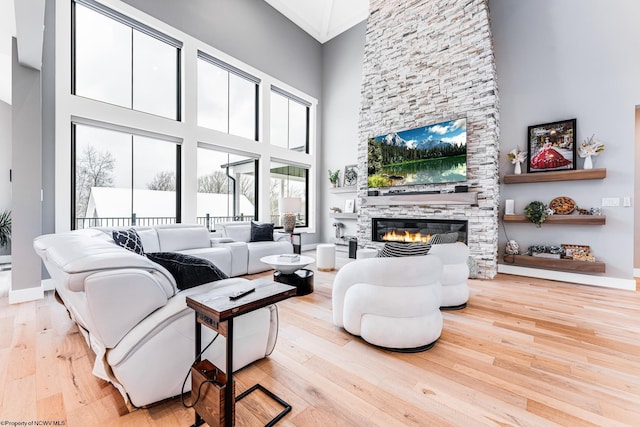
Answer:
xmin=186 ymin=281 xmax=296 ymax=322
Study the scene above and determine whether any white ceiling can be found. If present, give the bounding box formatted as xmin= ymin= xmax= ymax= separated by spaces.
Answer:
xmin=264 ymin=0 xmax=369 ymax=44
xmin=0 ymin=0 xmax=370 ymax=105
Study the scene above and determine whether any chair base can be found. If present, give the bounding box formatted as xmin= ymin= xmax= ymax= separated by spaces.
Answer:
xmin=440 ymin=302 xmax=467 ymax=311
xmin=374 ymin=339 xmax=438 ymax=353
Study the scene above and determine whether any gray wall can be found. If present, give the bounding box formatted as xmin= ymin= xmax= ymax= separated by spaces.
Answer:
xmin=491 ymin=0 xmax=640 ymax=280
xmin=11 ymin=38 xmax=42 ymax=292
xmin=320 ymin=22 xmax=366 ymax=244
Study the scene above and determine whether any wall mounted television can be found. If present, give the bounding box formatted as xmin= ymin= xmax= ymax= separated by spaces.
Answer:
xmin=367 ymin=118 xmax=467 ymax=188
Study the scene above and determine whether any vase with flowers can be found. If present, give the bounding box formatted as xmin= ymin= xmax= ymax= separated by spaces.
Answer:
xmin=508 ymin=147 xmax=527 ymax=174
xmin=578 ymin=134 xmax=605 ymax=169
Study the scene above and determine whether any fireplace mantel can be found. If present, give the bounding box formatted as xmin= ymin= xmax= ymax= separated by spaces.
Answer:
xmin=361 ymin=192 xmax=477 ymax=207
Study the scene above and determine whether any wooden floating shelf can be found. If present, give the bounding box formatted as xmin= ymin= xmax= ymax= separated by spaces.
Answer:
xmin=503 ymin=254 xmax=606 ymax=273
xmin=503 ymin=168 xmax=606 ymax=184
xmin=361 ymin=192 xmax=477 ymax=207
xmin=503 ymin=215 xmax=606 ymax=225
xmin=329 ymin=212 xmax=358 ymax=219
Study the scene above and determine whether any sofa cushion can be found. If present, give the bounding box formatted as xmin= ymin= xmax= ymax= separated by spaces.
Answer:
xmin=379 ymin=241 xmax=430 ymax=257
xmin=250 ymin=221 xmax=274 ymax=242
xmin=146 ymin=252 xmax=229 ymax=290
xmin=112 ymin=229 xmax=145 ymax=255
xmin=156 ymin=225 xmax=211 ymax=252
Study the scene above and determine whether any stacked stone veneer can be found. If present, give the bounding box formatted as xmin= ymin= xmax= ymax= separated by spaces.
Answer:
xmin=356 ymin=0 xmax=500 ymax=278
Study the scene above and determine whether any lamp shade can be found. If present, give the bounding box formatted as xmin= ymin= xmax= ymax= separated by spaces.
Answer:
xmin=279 ymin=197 xmax=302 ymax=214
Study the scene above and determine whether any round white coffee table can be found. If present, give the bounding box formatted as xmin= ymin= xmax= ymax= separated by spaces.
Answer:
xmin=260 ymin=255 xmax=315 ymax=295
xmin=260 ymin=255 xmax=315 ymax=274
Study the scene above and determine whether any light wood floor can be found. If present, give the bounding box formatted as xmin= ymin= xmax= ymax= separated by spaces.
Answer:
xmin=1 ymin=256 xmax=640 ymax=426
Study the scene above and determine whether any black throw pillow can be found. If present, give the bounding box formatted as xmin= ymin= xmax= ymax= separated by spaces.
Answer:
xmin=250 ymin=221 xmax=274 ymax=242
xmin=146 ymin=252 xmax=229 ymax=290
xmin=379 ymin=241 xmax=430 ymax=257
xmin=112 ymin=228 xmax=145 ymax=255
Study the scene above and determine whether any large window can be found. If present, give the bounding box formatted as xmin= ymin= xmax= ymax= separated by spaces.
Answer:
xmin=270 ymin=162 xmax=308 ymax=228
xmin=196 ymin=147 xmax=257 ymax=229
xmin=73 ymin=0 xmax=181 ymax=120
xmin=73 ymin=124 xmax=179 ymax=229
xmin=198 ymin=52 xmax=259 ymax=140
xmin=270 ymin=87 xmax=309 ymax=152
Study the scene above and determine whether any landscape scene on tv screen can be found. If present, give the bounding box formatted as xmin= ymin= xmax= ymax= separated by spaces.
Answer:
xmin=367 ymin=118 xmax=467 ymax=188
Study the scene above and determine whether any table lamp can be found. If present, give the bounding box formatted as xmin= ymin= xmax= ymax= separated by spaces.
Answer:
xmin=280 ymin=197 xmax=301 ymax=233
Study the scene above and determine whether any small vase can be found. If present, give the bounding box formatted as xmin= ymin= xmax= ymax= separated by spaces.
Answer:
xmin=584 ymin=155 xmax=593 ymax=169
xmin=514 ymin=162 xmax=522 ymax=175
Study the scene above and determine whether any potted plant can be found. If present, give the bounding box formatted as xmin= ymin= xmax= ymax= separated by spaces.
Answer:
xmin=328 ymin=169 xmax=340 ymax=187
xmin=0 ymin=209 xmax=11 ymax=258
xmin=524 ymin=201 xmax=548 ymax=228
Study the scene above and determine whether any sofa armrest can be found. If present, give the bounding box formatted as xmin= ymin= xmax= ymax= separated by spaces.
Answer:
xmin=273 ymin=232 xmax=290 ymax=242
xmin=210 ymin=237 xmax=235 ymax=245
xmin=84 ymin=268 xmax=171 ymax=348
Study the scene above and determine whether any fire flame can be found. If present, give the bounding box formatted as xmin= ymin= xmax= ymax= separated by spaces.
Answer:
xmin=382 ymin=230 xmax=431 ymax=243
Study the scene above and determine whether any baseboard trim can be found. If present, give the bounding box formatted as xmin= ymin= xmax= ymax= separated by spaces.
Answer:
xmin=9 ymin=284 xmax=45 ymax=304
xmin=498 ymin=264 xmax=636 ymax=291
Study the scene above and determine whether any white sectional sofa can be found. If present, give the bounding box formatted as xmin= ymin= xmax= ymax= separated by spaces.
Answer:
xmin=213 ymin=221 xmax=294 ymax=274
xmin=33 ymin=223 xmax=293 ymax=407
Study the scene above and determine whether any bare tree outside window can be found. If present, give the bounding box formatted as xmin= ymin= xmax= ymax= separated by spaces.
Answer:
xmin=147 ymin=171 xmax=176 ymax=191
xmin=76 ymin=145 xmax=115 ymax=217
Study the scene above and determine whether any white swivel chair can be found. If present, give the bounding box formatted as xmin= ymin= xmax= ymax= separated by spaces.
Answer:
xmin=332 ymin=256 xmax=443 ymax=352
xmin=428 ymin=242 xmax=470 ymax=310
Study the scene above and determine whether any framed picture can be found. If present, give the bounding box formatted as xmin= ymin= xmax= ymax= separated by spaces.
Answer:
xmin=527 ymin=118 xmax=576 ymax=173
xmin=344 ymin=199 xmax=355 ymax=213
xmin=561 ymin=244 xmax=590 ymax=259
xmin=344 ymin=164 xmax=358 ymax=187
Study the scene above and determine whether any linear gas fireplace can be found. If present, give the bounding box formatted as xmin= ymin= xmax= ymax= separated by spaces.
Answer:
xmin=372 ymin=218 xmax=468 ymax=244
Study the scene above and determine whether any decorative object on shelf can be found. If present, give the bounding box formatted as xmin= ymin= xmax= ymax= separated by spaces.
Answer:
xmin=524 ymin=200 xmax=549 ymax=227
xmin=343 ymin=164 xmax=358 ymax=187
xmin=578 ymin=134 xmax=604 ymax=170
xmin=344 ymin=199 xmax=355 ymax=214
xmin=333 ymin=222 xmax=344 ymax=239
xmin=505 ymin=240 xmax=519 ymax=255
xmin=279 ymin=197 xmax=301 ymax=233
xmin=527 ymin=244 xmax=563 ymax=259
xmin=505 ymin=199 xmax=515 ymax=215
xmin=576 ymin=207 xmax=590 ymax=215
xmin=589 ymin=207 xmax=601 ymax=216
xmin=328 ymin=169 xmax=340 ymax=187
xmin=330 ymin=206 xmax=342 ymax=213
xmin=561 ymin=244 xmax=594 ymax=261
xmin=527 ymin=118 xmax=576 ymax=173
xmin=508 ymin=147 xmax=527 ymax=175
xmin=549 ymin=196 xmax=576 ymax=215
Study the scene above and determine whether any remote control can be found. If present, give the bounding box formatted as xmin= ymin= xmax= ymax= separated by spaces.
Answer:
xmin=229 ymin=288 xmax=256 ymax=300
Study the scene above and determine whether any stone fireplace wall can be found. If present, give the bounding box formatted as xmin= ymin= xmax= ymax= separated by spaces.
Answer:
xmin=356 ymin=0 xmax=500 ymax=278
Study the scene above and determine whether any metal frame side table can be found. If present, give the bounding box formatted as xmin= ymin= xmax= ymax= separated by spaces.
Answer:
xmin=186 ymin=282 xmax=296 ymax=427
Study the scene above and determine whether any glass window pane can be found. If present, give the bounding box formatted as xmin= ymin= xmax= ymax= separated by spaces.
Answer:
xmin=132 ymin=136 xmax=177 ymax=225
xmin=228 ymin=74 xmax=256 ymax=140
xmin=75 ymin=125 xmax=132 ymax=229
xmin=197 ymin=147 xmax=256 ymax=228
xmin=75 ymin=4 xmax=131 ymax=108
xmin=198 ymin=59 xmax=229 ymax=132
xmin=270 ymin=162 xmax=307 ymax=228
xmin=289 ymin=100 xmax=307 ymax=152
xmin=270 ymin=92 xmax=288 ymax=149
xmin=133 ymin=31 xmax=178 ymax=119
